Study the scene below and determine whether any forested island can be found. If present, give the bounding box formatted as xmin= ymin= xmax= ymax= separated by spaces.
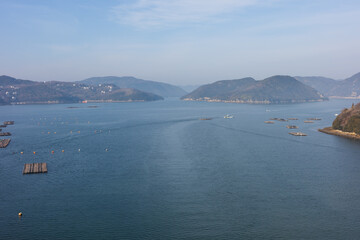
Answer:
xmin=182 ymin=75 xmax=327 ymax=104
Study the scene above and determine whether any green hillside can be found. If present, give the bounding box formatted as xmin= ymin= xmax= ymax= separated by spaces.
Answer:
xmin=182 ymin=75 xmax=326 ymax=104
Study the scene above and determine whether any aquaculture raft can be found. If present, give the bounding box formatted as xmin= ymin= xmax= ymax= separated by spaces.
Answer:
xmin=0 ymin=132 xmax=11 ymax=136
xmin=289 ymin=132 xmax=307 ymax=136
xmin=23 ymin=163 xmax=48 ymax=174
xmin=0 ymin=139 xmax=11 ymax=148
xmin=264 ymin=121 xmax=274 ymax=124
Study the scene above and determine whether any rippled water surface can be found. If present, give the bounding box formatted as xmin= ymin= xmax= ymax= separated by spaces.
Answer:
xmin=1 ymin=99 xmax=360 ymax=239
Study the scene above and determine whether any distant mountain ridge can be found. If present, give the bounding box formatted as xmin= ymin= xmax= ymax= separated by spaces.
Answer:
xmin=79 ymin=76 xmax=187 ymax=98
xmin=0 ymin=75 xmax=163 ymax=105
xmin=295 ymin=72 xmax=360 ymax=98
xmin=182 ymin=75 xmax=326 ymax=104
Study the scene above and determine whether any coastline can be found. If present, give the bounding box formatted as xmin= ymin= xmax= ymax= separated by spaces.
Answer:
xmin=328 ymin=96 xmax=360 ymax=99
xmin=3 ymin=99 xmax=156 ymax=106
xmin=318 ymin=127 xmax=360 ymax=140
xmin=182 ymin=98 xmax=326 ymax=104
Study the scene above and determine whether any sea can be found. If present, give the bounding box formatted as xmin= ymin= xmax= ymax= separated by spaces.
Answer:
xmin=1 ymin=98 xmax=360 ymax=239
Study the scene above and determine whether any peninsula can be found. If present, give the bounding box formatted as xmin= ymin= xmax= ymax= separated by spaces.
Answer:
xmin=319 ymin=102 xmax=360 ymax=140
xmin=79 ymin=76 xmax=187 ymax=98
xmin=0 ymin=75 xmax=163 ymax=105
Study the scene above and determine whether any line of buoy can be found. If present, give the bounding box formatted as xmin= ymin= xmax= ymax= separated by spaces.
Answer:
xmin=20 ymin=149 xmax=67 ymax=154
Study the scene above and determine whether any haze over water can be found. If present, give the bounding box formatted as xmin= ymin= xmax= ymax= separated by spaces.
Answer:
xmin=1 ymin=99 xmax=360 ymax=239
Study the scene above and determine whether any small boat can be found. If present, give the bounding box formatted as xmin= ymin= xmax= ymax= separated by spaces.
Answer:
xmin=224 ymin=114 xmax=234 ymax=119
xmin=286 ymin=125 xmax=299 ymax=129
xmin=199 ymin=118 xmax=212 ymax=120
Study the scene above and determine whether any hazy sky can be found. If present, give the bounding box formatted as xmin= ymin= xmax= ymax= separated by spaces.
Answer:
xmin=1 ymin=0 xmax=360 ymax=85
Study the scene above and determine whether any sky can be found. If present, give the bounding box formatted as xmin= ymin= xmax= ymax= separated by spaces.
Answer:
xmin=0 ymin=0 xmax=360 ymax=85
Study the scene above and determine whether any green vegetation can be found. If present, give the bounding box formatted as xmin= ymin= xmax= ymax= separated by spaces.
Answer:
xmin=79 ymin=76 xmax=187 ymax=97
xmin=0 ymin=75 xmax=163 ymax=105
xmin=182 ymin=75 xmax=327 ymax=103
xmin=344 ymin=116 xmax=360 ymax=134
xmin=332 ymin=103 xmax=360 ymax=134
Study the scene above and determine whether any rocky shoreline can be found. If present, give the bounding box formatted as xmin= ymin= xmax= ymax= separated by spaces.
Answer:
xmin=318 ymin=127 xmax=360 ymax=140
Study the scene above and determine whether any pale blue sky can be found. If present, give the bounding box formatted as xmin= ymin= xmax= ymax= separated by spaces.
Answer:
xmin=1 ymin=0 xmax=360 ymax=85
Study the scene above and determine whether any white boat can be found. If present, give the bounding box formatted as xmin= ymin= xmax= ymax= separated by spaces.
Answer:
xmin=224 ymin=114 xmax=234 ymax=119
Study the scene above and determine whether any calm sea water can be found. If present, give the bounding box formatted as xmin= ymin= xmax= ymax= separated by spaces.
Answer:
xmin=1 ymin=99 xmax=360 ymax=239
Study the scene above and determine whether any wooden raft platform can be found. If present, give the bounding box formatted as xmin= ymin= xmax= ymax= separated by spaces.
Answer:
xmin=23 ymin=163 xmax=48 ymax=174
xmin=0 ymin=139 xmax=11 ymax=148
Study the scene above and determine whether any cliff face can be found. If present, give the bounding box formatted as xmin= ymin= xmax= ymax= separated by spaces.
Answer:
xmin=333 ymin=103 xmax=360 ymax=134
